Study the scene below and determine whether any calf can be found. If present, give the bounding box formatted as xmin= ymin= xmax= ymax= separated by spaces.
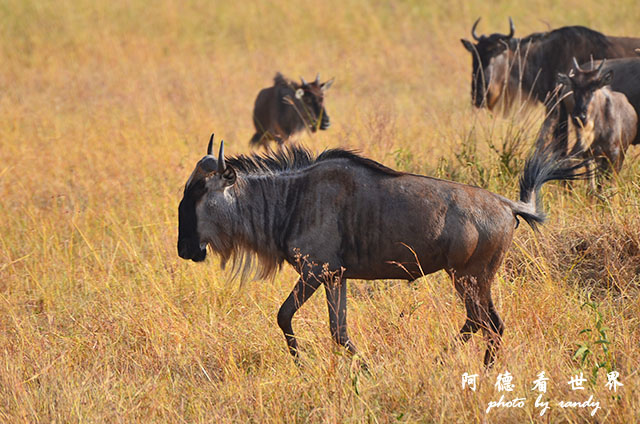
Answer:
xmin=557 ymin=59 xmax=638 ymax=185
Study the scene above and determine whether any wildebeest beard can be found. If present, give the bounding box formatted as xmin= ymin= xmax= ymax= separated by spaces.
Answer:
xmin=203 ymin=207 xmax=284 ymax=284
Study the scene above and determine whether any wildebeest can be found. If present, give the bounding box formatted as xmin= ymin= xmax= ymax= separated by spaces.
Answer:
xmin=250 ymin=73 xmax=334 ymax=148
xmin=178 ymin=135 xmax=585 ymax=367
xmin=556 ymin=59 xmax=638 ymax=185
xmin=460 ymin=18 xmax=640 ymax=111
xmin=544 ymin=56 xmax=640 ymax=158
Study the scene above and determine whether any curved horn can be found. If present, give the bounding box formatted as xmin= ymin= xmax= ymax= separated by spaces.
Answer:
xmin=217 ymin=140 xmax=225 ymax=173
xmin=471 ymin=17 xmax=481 ymax=41
xmin=300 ymin=76 xmax=307 ymax=86
xmin=595 ymin=58 xmax=606 ymax=75
xmin=507 ymin=17 xmax=515 ymax=38
xmin=207 ymin=133 xmax=214 ymax=155
xmin=572 ymin=57 xmax=584 ymax=73
xmin=315 ymin=73 xmax=320 ymax=84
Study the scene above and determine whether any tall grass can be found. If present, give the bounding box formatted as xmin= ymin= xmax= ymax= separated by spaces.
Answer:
xmin=1 ymin=0 xmax=639 ymax=422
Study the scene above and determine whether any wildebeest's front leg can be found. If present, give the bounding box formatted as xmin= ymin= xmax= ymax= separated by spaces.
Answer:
xmin=277 ymin=277 xmax=321 ymax=358
xmin=324 ymin=277 xmax=358 ymax=355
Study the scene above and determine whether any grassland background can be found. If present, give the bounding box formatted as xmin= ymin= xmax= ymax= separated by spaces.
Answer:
xmin=1 ymin=0 xmax=640 ymax=422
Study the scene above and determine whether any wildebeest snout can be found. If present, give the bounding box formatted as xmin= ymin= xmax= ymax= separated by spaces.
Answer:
xmin=472 ymin=86 xmax=485 ymax=108
xmin=574 ymin=111 xmax=588 ymax=126
xmin=178 ymin=238 xmax=207 ymax=262
xmin=578 ymin=112 xmax=587 ymax=124
xmin=320 ymin=111 xmax=331 ymax=130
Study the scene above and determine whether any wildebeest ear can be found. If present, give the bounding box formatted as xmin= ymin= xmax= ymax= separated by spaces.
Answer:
xmin=556 ymin=73 xmax=571 ymax=87
xmin=221 ymin=166 xmax=236 ymax=186
xmin=599 ymin=70 xmax=613 ymax=86
xmin=460 ymin=39 xmax=474 ymax=53
xmin=321 ymin=78 xmax=334 ymax=91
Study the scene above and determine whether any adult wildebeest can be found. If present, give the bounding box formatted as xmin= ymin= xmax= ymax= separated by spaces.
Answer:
xmin=460 ymin=18 xmax=640 ymax=111
xmin=178 ymin=135 xmax=585 ymax=367
xmin=556 ymin=59 xmax=638 ymax=185
xmin=250 ymin=73 xmax=334 ymax=148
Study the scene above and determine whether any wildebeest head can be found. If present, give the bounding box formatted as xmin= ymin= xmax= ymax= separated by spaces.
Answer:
xmin=177 ymin=134 xmax=237 ymax=262
xmin=295 ymin=74 xmax=334 ymax=131
xmin=460 ymin=18 xmax=515 ymax=109
xmin=556 ymin=58 xmax=613 ymax=126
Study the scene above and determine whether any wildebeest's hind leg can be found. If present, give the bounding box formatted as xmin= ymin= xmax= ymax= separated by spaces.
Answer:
xmin=448 ymin=271 xmax=504 ymax=368
xmin=453 ymin=276 xmax=482 ymax=344
xmin=277 ymin=277 xmax=322 ymax=359
xmin=484 ymin=298 xmax=504 ymax=367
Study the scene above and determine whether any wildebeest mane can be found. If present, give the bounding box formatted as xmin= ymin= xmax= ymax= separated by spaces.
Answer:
xmin=226 ymin=145 xmax=405 ymax=177
xmin=211 ymin=146 xmax=404 ymax=284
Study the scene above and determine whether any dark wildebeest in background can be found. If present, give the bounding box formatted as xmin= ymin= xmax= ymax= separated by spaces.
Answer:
xmin=556 ymin=59 xmax=638 ymax=186
xmin=178 ymin=135 xmax=586 ymax=367
xmin=250 ymin=73 xmax=334 ymax=148
xmin=460 ymin=18 xmax=640 ymax=112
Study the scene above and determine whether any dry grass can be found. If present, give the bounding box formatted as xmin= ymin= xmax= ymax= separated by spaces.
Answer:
xmin=1 ymin=0 xmax=640 ymax=422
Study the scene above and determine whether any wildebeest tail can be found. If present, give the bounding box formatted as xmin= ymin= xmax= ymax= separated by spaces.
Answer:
xmin=515 ymin=147 xmax=591 ymax=230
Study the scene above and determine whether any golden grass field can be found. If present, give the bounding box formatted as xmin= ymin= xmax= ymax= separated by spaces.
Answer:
xmin=1 ymin=0 xmax=640 ymax=422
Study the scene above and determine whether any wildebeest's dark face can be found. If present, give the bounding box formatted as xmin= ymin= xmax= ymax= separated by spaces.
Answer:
xmin=461 ymin=18 xmax=515 ymax=109
xmin=296 ymin=75 xmax=334 ymax=132
xmin=178 ymin=135 xmax=236 ymax=262
xmin=556 ymin=59 xmax=613 ymax=126
xmin=178 ymin=177 xmax=208 ymax=262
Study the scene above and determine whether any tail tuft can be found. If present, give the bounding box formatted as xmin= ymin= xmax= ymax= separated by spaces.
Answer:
xmin=514 ymin=209 xmax=546 ymax=232
xmin=518 ymin=146 xmax=592 ymax=229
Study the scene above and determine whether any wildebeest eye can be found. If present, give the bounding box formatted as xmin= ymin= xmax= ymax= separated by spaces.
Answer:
xmin=295 ymin=88 xmax=304 ymax=99
xmin=488 ymin=44 xmax=505 ymax=55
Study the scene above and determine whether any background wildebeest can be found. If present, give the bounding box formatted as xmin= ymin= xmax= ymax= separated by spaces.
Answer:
xmin=543 ymin=56 xmax=640 ymax=159
xmin=556 ymin=59 xmax=638 ymax=185
xmin=178 ymin=135 xmax=586 ymax=367
xmin=250 ymin=73 xmax=334 ymax=148
xmin=460 ymin=18 xmax=640 ymax=111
